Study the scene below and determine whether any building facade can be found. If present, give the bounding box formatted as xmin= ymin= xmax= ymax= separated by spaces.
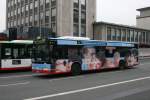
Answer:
xmin=93 ymin=22 xmax=150 ymax=47
xmin=137 ymin=7 xmax=150 ymax=30
xmin=6 ymin=0 xmax=96 ymax=38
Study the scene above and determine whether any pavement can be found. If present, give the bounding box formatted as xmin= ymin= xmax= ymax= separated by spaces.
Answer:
xmin=0 ymin=60 xmax=150 ymax=100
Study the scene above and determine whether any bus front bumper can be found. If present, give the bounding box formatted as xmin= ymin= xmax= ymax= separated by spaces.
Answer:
xmin=32 ymin=63 xmax=51 ymax=73
xmin=32 ymin=63 xmax=69 ymax=74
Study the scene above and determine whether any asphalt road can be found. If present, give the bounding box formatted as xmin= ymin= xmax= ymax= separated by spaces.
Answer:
xmin=0 ymin=60 xmax=150 ymax=100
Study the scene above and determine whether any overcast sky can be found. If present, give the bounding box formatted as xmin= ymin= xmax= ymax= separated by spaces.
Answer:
xmin=97 ymin=0 xmax=150 ymax=25
xmin=0 ymin=0 xmax=150 ymax=32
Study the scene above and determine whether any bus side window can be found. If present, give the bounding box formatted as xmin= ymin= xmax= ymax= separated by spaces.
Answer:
xmin=4 ymin=48 xmax=12 ymax=59
xmin=19 ymin=48 xmax=25 ymax=59
xmin=53 ymin=46 xmax=68 ymax=59
xmin=63 ymin=47 xmax=68 ymax=59
xmin=105 ymin=49 xmax=114 ymax=57
xmin=119 ymin=48 xmax=125 ymax=57
xmin=13 ymin=48 xmax=19 ymax=59
xmin=68 ymin=47 xmax=79 ymax=60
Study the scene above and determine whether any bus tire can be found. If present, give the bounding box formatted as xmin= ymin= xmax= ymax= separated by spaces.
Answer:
xmin=71 ymin=63 xmax=81 ymax=76
xmin=119 ymin=60 xmax=126 ymax=70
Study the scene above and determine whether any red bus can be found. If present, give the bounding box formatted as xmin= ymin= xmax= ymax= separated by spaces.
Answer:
xmin=0 ymin=40 xmax=33 ymax=71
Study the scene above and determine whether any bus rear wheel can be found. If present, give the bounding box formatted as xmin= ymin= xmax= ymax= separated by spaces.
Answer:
xmin=71 ymin=63 xmax=81 ymax=76
xmin=119 ymin=60 xmax=126 ymax=70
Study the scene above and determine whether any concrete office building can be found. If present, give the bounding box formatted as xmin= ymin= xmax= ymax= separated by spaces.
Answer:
xmin=6 ymin=0 xmax=96 ymax=38
xmin=137 ymin=7 xmax=150 ymax=30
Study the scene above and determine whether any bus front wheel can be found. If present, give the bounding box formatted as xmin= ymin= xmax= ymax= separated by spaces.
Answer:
xmin=71 ymin=63 xmax=81 ymax=76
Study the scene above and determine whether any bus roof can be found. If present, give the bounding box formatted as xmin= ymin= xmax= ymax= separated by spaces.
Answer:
xmin=107 ymin=41 xmax=135 ymax=47
xmin=0 ymin=41 xmax=10 ymax=44
xmin=0 ymin=40 xmax=33 ymax=44
xmin=56 ymin=36 xmax=90 ymax=40
xmin=47 ymin=38 xmax=136 ymax=47
xmin=11 ymin=40 xmax=33 ymax=44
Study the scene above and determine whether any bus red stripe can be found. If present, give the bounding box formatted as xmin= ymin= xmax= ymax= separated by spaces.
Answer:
xmin=0 ymin=66 xmax=31 ymax=71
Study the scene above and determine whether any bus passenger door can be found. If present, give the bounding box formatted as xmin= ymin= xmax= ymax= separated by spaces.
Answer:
xmin=105 ymin=47 xmax=118 ymax=68
xmin=68 ymin=47 xmax=81 ymax=62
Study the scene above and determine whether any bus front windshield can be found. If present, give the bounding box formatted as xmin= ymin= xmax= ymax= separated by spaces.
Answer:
xmin=34 ymin=44 xmax=51 ymax=63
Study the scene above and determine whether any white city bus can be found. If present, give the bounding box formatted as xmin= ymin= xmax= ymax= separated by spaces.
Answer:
xmin=0 ymin=40 xmax=33 ymax=71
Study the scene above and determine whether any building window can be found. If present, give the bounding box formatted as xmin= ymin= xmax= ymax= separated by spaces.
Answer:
xmin=25 ymin=17 xmax=29 ymax=24
xmin=46 ymin=0 xmax=50 ymax=4
xmin=11 ymin=0 xmax=14 ymax=6
xmin=21 ymin=6 xmax=24 ymax=13
xmin=17 ymin=8 xmax=21 ymax=14
xmin=116 ymin=28 xmax=121 ymax=41
xmin=17 ymin=0 xmax=21 ymax=6
xmin=135 ymin=31 xmax=138 ymax=42
xmin=40 ymin=0 xmax=44 ymax=12
xmin=81 ymin=0 xmax=86 ymax=37
xmin=21 ymin=18 xmax=24 ymax=25
xmin=51 ymin=0 xmax=57 ymax=33
xmin=146 ymin=32 xmax=149 ymax=44
xmin=11 ymin=21 xmax=13 ymax=27
xmin=130 ymin=30 xmax=134 ymax=42
xmin=8 ymin=1 xmax=10 ymax=7
xmin=81 ymin=12 xmax=86 ymax=24
xmin=142 ymin=32 xmax=146 ymax=43
xmin=81 ymin=0 xmax=86 ymax=10
xmin=21 ymin=0 xmax=24 ymax=6
xmin=138 ymin=32 xmax=142 ymax=43
xmin=14 ymin=20 xmax=17 ymax=27
xmin=34 ymin=0 xmax=38 ymax=8
xmin=45 ymin=0 xmax=50 ymax=10
xmin=51 ymin=8 xmax=56 ymax=22
xmin=29 ymin=16 xmax=33 ymax=26
xmin=107 ymin=27 xmax=111 ymax=41
xmin=122 ymin=29 xmax=126 ymax=41
xmin=73 ymin=0 xmax=86 ymax=37
xmin=73 ymin=0 xmax=79 ymax=36
xmin=40 ymin=12 xmax=44 ymax=25
xmin=51 ymin=0 xmax=56 ymax=8
xmin=17 ymin=18 xmax=20 ymax=25
xmin=74 ymin=10 xmax=79 ymax=23
xmin=25 ymin=0 xmax=28 ymax=4
xmin=112 ymin=28 xmax=116 ymax=40
xmin=51 ymin=8 xmax=56 ymax=17
xmin=34 ymin=14 xmax=38 ymax=22
xmin=81 ymin=25 xmax=86 ymax=37
xmin=127 ymin=30 xmax=130 ymax=42
xmin=74 ymin=24 xmax=79 ymax=36
xmin=45 ymin=11 xmax=50 ymax=24
xmin=147 ymin=32 xmax=150 ymax=44
xmin=74 ymin=0 xmax=79 ymax=9
xmin=52 ymin=23 xmax=56 ymax=33
xmin=30 ymin=3 xmax=33 ymax=10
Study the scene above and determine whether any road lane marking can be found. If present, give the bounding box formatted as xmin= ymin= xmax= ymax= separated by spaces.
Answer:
xmin=25 ymin=76 xmax=150 ymax=100
xmin=0 ymin=81 xmax=30 ymax=87
xmin=0 ymin=74 xmax=39 ymax=79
